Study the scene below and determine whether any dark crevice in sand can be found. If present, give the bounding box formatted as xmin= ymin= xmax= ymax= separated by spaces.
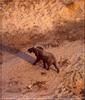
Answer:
xmin=0 ymin=43 xmax=35 ymax=64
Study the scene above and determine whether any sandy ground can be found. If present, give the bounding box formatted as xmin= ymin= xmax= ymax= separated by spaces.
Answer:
xmin=0 ymin=0 xmax=84 ymax=99
xmin=0 ymin=40 xmax=85 ymax=99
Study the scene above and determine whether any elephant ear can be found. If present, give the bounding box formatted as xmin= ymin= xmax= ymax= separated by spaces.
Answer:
xmin=32 ymin=46 xmax=39 ymax=55
xmin=36 ymin=46 xmax=44 ymax=50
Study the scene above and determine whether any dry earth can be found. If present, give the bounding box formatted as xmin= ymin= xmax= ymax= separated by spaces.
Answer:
xmin=0 ymin=0 xmax=85 ymax=99
xmin=0 ymin=40 xmax=85 ymax=99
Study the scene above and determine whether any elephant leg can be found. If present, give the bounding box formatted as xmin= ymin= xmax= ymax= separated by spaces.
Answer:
xmin=33 ymin=58 xmax=40 ymax=65
xmin=53 ymin=62 xmax=59 ymax=73
xmin=46 ymin=62 xmax=50 ymax=70
xmin=43 ymin=60 xmax=47 ymax=68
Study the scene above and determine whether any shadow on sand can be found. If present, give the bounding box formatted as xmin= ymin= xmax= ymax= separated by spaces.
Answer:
xmin=0 ymin=43 xmax=58 ymax=73
xmin=0 ymin=43 xmax=35 ymax=64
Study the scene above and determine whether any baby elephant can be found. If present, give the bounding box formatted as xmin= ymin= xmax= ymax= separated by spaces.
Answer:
xmin=27 ymin=46 xmax=59 ymax=73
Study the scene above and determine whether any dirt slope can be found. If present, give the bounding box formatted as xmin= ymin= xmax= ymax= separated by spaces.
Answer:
xmin=0 ymin=0 xmax=84 ymax=48
xmin=0 ymin=0 xmax=85 ymax=99
xmin=1 ymin=40 xmax=85 ymax=99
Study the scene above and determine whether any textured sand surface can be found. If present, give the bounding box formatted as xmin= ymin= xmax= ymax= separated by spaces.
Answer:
xmin=1 ymin=40 xmax=84 ymax=99
xmin=0 ymin=0 xmax=85 ymax=99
